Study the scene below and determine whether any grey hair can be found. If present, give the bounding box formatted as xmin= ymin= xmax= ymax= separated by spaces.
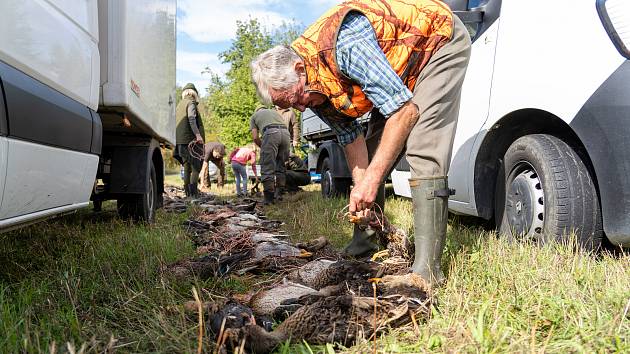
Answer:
xmin=250 ymin=45 xmax=302 ymax=105
xmin=182 ymin=88 xmax=199 ymax=102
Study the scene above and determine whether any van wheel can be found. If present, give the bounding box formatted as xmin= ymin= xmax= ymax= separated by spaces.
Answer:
xmin=117 ymin=162 xmax=157 ymax=223
xmin=495 ymin=134 xmax=602 ymax=250
xmin=321 ymin=157 xmax=351 ymax=198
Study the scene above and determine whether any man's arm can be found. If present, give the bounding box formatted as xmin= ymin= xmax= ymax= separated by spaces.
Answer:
xmin=290 ymin=111 xmax=300 ymax=147
xmin=334 ymin=13 xmax=417 ymax=213
xmin=251 ymin=128 xmax=262 ymax=147
xmin=349 ymin=101 xmax=419 ymax=213
xmin=250 ymin=152 xmax=258 ymax=178
xmin=343 ymin=134 xmax=369 ymax=184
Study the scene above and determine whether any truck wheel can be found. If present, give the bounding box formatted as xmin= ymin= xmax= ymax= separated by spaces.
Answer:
xmin=495 ymin=134 xmax=602 ymax=250
xmin=117 ymin=162 xmax=157 ymax=223
xmin=321 ymin=157 xmax=351 ymax=198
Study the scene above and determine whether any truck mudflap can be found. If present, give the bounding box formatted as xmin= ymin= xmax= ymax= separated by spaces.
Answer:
xmin=571 ymin=60 xmax=630 ymax=247
xmin=108 ymin=136 xmax=161 ymax=195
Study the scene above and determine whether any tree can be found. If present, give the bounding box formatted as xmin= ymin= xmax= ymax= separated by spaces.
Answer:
xmin=205 ymin=19 xmax=303 ymax=151
xmin=206 ymin=19 xmax=272 ymax=150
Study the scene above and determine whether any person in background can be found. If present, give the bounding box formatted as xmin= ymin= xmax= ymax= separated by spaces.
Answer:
xmin=250 ymin=107 xmax=290 ymax=205
xmin=200 ymin=141 xmax=227 ymax=191
xmin=275 ymin=106 xmax=300 ymax=151
xmin=174 ymin=83 xmax=205 ymax=197
xmin=229 ymin=144 xmax=259 ymax=197
xmin=284 ymin=153 xmax=310 ymax=193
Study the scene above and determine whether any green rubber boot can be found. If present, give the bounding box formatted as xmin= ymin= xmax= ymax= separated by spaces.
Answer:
xmin=409 ymin=177 xmax=451 ymax=286
xmin=263 ymin=191 xmax=275 ymax=205
xmin=188 ymin=184 xmax=199 ymax=198
xmin=343 ymin=184 xmax=385 ymax=257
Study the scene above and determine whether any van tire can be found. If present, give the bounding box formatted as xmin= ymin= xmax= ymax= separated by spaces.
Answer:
xmin=495 ymin=134 xmax=602 ymax=250
xmin=117 ymin=161 xmax=157 ymax=223
xmin=321 ymin=157 xmax=351 ymax=198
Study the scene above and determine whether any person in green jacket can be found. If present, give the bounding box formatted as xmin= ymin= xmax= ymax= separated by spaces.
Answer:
xmin=174 ymin=83 xmax=206 ymax=197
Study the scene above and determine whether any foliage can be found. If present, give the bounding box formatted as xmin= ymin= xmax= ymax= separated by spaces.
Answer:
xmin=206 ymin=19 xmax=303 ymax=151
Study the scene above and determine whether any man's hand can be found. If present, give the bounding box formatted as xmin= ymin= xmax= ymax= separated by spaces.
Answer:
xmin=349 ymin=177 xmax=380 ymax=215
xmin=292 ymin=140 xmax=299 ymax=148
xmin=195 ymin=134 xmax=203 ymax=143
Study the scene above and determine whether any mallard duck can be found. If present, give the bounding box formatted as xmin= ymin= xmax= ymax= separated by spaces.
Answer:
xmin=163 ymin=250 xmax=250 ymax=279
xmin=253 ymin=241 xmax=311 ymax=260
xmin=209 ymin=302 xmax=256 ymax=335
xmin=286 ymin=259 xmax=335 ymax=288
xmin=301 ymin=259 xmax=378 ymax=293
xmin=295 ymin=236 xmax=329 ymax=252
xmin=248 ymin=280 xmax=318 ymax=317
xmin=224 ymin=289 xmax=429 ymax=354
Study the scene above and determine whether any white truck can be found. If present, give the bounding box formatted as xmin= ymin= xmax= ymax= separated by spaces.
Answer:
xmin=302 ymin=0 xmax=630 ymax=249
xmin=0 ymin=0 xmax=176 ymax=229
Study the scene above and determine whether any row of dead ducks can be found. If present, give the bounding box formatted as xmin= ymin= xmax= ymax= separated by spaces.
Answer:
xmin=162 ymin=192 xmax=428 ymax=353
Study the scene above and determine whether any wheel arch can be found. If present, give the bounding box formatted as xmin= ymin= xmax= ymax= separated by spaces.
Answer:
xmin=473 ymin=108 xmax=598 ymax=221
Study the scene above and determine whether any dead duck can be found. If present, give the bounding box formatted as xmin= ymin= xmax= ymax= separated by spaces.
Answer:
xmin=224 ymin=290 xmax=429 ymax=354
xmin=301 ymin=259 xmax=378 ymax=293
xmin=163 ymin=251 xmax=250 ymax=279
xmin=210 ymin=302 xmax=256 ymax=335
xmin=286 ymin=259 xmax=335 ymax=288
xmin=253 ymin=240 xmax=312 ymax=260
xmin=248 ymin=280 xmax=318 ymax=317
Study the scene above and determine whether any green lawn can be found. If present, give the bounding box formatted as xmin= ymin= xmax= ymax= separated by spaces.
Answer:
xmin=0 ymin=181 xmax=627 ymax=353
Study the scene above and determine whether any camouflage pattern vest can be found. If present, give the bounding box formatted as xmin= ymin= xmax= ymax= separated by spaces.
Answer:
xmin=291 ymin=0 xmax=453 ymax=121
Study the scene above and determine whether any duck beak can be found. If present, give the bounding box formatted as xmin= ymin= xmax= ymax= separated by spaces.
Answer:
xmin=368 ymin=277 xmax=382 ymax=284
xmin=298 ymin=249 xmax=313 ymax=258
xmin=371 ymin=250 xmax=390 ymax=261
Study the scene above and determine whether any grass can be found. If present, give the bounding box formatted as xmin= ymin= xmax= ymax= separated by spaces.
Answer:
xmin=0 ymin=179 xmax=628 ymax=353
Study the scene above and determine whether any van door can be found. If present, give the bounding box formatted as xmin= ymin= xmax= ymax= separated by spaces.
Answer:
xmin=0 ymin=61 xmax=96 ymax=221
xmin=445 ymin=0 xmax=502 ymax=211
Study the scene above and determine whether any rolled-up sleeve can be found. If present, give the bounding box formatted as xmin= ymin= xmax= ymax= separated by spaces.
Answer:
xmin=336 ymin=12 xmax=412 ymax=118
xmin=317 ymin=113 xmax=363 ymax=146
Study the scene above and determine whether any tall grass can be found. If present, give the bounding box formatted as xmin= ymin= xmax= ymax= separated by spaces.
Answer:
xmin=0 ymin=205 xmax=243 ymax=352
xmin=268 ymin=186 xmax=630 ymax=353
xmin=0 ymin=181 xmax=627 ymax=353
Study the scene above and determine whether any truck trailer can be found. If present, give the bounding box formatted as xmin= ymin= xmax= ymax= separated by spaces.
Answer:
xmin=302 ymin=0 xmax=630 ymax=249
xmin=0 ymin=0 xmax=176 ymax=229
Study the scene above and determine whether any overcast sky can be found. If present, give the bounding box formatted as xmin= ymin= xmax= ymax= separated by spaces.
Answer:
xmin=176 ymin=0 xmax=341 ymax=95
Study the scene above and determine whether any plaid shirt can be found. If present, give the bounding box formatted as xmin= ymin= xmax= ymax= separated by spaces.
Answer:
xmin=319 ymin=12 xmax=413 ymax=146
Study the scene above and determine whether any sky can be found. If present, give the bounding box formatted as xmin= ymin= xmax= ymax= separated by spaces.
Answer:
xmin=176 ymin=0 xmax=342 ymax=95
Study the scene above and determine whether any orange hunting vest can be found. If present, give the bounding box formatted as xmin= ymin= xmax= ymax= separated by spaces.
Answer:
xmin=291 ymin=0 xmax=453 ymax=121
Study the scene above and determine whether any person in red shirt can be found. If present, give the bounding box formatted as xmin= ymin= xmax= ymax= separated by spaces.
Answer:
xmin=229 ymin=145 xmax=259 ymax=197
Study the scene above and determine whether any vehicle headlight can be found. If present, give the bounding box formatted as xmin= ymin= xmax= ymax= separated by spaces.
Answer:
xmin=597 ymin=0 xmax=630 ymax=59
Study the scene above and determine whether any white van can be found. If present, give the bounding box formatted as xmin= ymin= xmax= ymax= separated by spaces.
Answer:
xmin=303 ymin=0 xmax=630 ymax=249
xmin=0 ymin=0 xmax=176 ymax=229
